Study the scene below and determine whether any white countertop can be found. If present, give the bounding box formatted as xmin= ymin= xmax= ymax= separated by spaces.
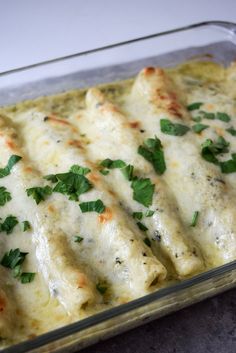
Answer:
xmin=0 ymin=0 xmax=236 ymax=72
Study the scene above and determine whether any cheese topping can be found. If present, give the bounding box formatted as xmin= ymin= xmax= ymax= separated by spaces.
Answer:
xmin=0 ymin=60 xmax=236 ymax=347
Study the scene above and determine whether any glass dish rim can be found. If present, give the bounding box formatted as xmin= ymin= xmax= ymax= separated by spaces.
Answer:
xmin=0 ymin=20 xmax=236 ymax=77
xmin=1 ymin=20 xmax=236 ymax=353
xmin=4 ymin=260 xmax=236 ymax=353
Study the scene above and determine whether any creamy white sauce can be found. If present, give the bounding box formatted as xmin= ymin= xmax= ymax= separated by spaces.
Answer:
xmin=0 ymin=61 xmax=235 ymax=348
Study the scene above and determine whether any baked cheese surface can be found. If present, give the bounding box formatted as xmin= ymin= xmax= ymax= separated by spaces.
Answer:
xmin=0 ymin=61 xmax=236 ymax=347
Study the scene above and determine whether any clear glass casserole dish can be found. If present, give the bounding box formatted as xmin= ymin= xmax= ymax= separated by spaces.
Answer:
xmin=1 ymin=20 xmax=236 ymax=353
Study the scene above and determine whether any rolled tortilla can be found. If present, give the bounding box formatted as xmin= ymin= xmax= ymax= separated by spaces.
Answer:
xmin=7 ymin=111 xmax=167 ymax=297
xmin=125 ymin=67 xmax=236 ymax=266
xmin=172 ymin=63 xmax=236 ymax=195
xmin=82 ymin=87 xmax=203 ymax=276
xmin=0 ymin=115 xmax=96 ymax=314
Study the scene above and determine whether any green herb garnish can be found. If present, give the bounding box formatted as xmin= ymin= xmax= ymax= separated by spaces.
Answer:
xmin=1 ymin=248 xmax=28 ymax=269
xmin=26 ymin=185 xmax=52 ymax=204
xmin=220 ymin=155 xmax=236 ymax=174
xmin=160 ymin=119 xmax=190 ymax=136
xmin=99 ymin=169 xmax=110 ymax=175
xmin=232 ymin=153 xmax=236 ymax=161
xmin=100 ymin=159 xmax=126 ymax=169
xmin=190 ymin=211 xmax=199 ymax=227
xmin=74 ymin=236 xmax=84 ymax=243
xmin=96 ymin=282 xmax=108 ymax=295
xmin=187 ymin=102 xmax=203 ymax=111
xmin=132 ymin=212 xmax=143 ymax=220
xmin=210 ymin=136 xmax=229 ymax=153
xmin=99 ymin=159 xmax=134 ymax=181
xmin=79 ymin=199 xmax=105 ymax=214
xmin=0 ymin=215 xmax=18 ymax=234
xmin=131 ymin=178 xmax=155 ymax=207
xmin=12 ymin=266 xmax=35 ymax=283
xmin=138 ymin=136 xmax=166 ymax=175
xmin=69 ymin=165 xmax=91 ymax=175
xmin=192 ymin=123 xmax=209 ymax=134
xmin=200 ymin=111 xmax=215 ymax=120
xmin=0 ymin=186 xmax=11 ymax=206
xmin=43 ymin=174 xmax=58 ymax=183
xmin=137 ymin=222 xmax=148 ymax=231
xmin=19 ymin=272 xmax=35 ymax=284
xmin=0 ymin=155 xmax=22 ymax=178
xmin=192 ymin=116 xmax=202 ymax=122
xmin=121 ymin=164 xmax=134 ymax=181
xmin=44 ymin=167 xmax=93 ymax=201
xmin=216 ymin=112 xmax=231 ymax=122
xmin=145 ymin=210 xmax=154 ymax=217
xmin=201 ymin=136 xmax=229 ymax=165
xmin=201 ymin=140 xmax=219 ymax=164
xmin=143 ymin=237 xmax=151 ymax=247
xmin=21 ymin=221 xmax=31 ymax=232
xmin=226 ymin=127 xmax=236 ymax=136
xmin=53 ymin=173 xmax=92 ymax=201
xmin=1 ymin=248 xmax=35 ymax=284
xmin=12 ymin=264 xmax=21 ymax=278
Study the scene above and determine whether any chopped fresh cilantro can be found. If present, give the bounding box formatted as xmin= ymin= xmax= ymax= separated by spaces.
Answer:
xmin=232 ymin=153 xmax=236 ymax=161
xmin=43 ymin=174 xmax=58 ymax=183
xmin=201 ymin=140 xmax=219 ymax=164
xmin=100 ymin=159 xmax=126 ymax=169
xmin=13 ymin=265 xmax=35 ymax=283
xmin=201 ymin=136 xmax=229 ymax=165
xmin=0 ymin=155 xmax=22 ymax=178
xmin=79 ymin=199 xmax=105 ymax=214
xmin=145 ymin=210 xmax=154 ymax=217
xmin=211 ymin=136 xmax=230 ymax=154
xmin=132 ymin=212 xmax=143 ymax=220
xmin=69 ymin=165 xmax=91 ymax=175
xmin=143 ymin=237 xmax=151 ymax=247
xmin=160 ymin=119 xmax=190 ymax=136
xmin=26 ymin=185 xmax=52 ymax=204
xmin=138 ymin=136 xmax=166 ymax=175
xmin=226 ymin=127 xmax=236 ymax=136
xmin=99 ymin=159 xmax=134 ymax=180
xmin=187 ymin=102 xmax=203 ymax=111
xmin=0 ymin=215 xmax=18 ymax=234
xmin=1 ymin=248 xmax=35 ymax=284
xmin=192 ymin=123 xmax=209 ymax=134
xmin=137 ymin=222 xmax=148 ymax=231
xmin=190 ymin=211 xmax=199 ymax=227
xmin=121 ymin=164 xmax=134 ymax=181
xmin=96 ymin=282 xmax=108 ymax=295
xmin=200 ymin=111 xmax=215 ymax=120
xmin=53 ymin=173 xmax=92 ymax=201
xmin=0 ymin=186 xmax=11 ymax=206
xmin=131 ymin=178 xmax=155 ymax=207
xmin=12 ymin=264 xmax=21 ymax=278
xmin=192 ymin=116 xmax=202 ymax=122
xmin=7 ymin=155 xmax=22 ymax=169
xmin=133 ymin=210 xmax=154 ymax=220
xmin=44 ymin=167 xmax=93 ymax=201
xmin=74 ymin=235 xmax=84 ymax=243
xmin=216 ymin=112 xmax=231 ymax=122
xmin=1 ymin=248 xmax=28 ymax=269
xmin=20 ymin=272 xmax=35 ymax=284
xmin=21 ymin=221 xmax=31 ymax=232
xmin=99 ymin=169 xmax=110 ymax=175
xmin=220 ymin=156 xmax=236 ymax=174
xmin=144 ymin=137 xmax=162 ymax=150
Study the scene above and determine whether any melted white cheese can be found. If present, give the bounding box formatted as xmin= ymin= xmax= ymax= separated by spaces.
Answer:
xmin=0 ymin=61 xmax=235 ymax=347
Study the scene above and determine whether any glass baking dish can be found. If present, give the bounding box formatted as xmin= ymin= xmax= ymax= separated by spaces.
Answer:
xmin=1 ymin=20 xmax=236 ymax=353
